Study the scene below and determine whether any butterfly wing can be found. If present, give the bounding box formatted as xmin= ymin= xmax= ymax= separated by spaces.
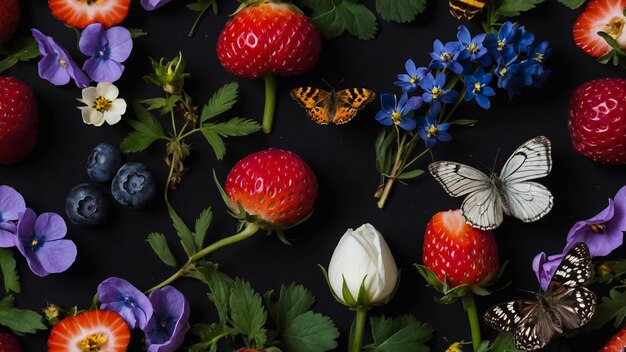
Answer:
xmin=500 ymin=135 xmax=552 ymax=183
xmin=548 ymin=242 xmax=593 ymax=292
xmin=551 ymin=287 xmax=597 ymax=330
xmin=513 ymin=305 xmax=560 ymax=351
xmin=502 ymin=181 xmax=553 ymax=223
xmin=484 ymin=301 xmax=533 ymax=332
xmin=461 ymin=186 xmax=504 ymax=230
xmin=331 ymin=88 xmax=376 ymax=124
xmin=449 ymin=0 xmax=486 ymax=20
xmin=290 ymin=87 xmax=332 ymax=125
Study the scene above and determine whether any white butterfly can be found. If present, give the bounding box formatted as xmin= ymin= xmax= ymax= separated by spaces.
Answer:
xmin=428 ymin=136 xmax=554 ymax=230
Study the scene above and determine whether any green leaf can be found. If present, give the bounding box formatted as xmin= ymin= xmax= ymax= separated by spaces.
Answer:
xmin=0 ymin=35 xmax=40 ymax=74
xmin=267 ymin=284 xmax=316 ymax=332
xmin=0 ymin=296 xmax=47 ymax=335
xmin=490 ymin=332 xmax=525 ymax=352
xmin=495 ymin=0 xmax=545 ymax=18
xmin=203 ymin=118 xmax=262 ymax=137
xmin=120 ymin=103 xmax=167 ymax=153
xmin=375 ymin=129 xmax=396 ymax=174
xmin=187 ymin=262 xmax=234 ymax=325
xmin=129 ymin=28 xmax=148 ymax=38
xmin=141 ymin=95 xmax=180 ymax=114
xmin=0 ymin=249 xmax=19 ymax=294
xmin=200 ymin=82 xmax=239 ymax=122
xmin=415 ymin=264 xmax=443 ymax=292
xmin=369 ymin=314 xmax=433 ymax=352
xmin=166 ymin=202 xmax=196 ymax=257
xmin=212 ymin=170 xmax=233 ymax=211
xmin=189 ymin=323 xmax=232 ymax=352
xmin=375 ymin=0 xmax=426 ymax=23
xmin=229 ymin=279 xmax=267 ymax=348
xmin=194 ymin=207 xmax=213 ymax=250
xmin=0 ymin=57 xmax=19 ymax=74
xmin=556 ymin=0 xmax=585 ymax=9
xmin=281 ymin=311 xmax=339 ymax=352
xmin=146 ymin=233 xmax=177 ymax=267
xmin=449 ymin=119 xmax=480 ymax=127
xmin=302 ymin=0 xmax=378 ymax=40
xmin=598 ymin=31 xmax=626 ymax=56
xmin=397 ymin=169 xmax=424 ymax=180
xmin=201 ymin=130 xmax=226 ymax=160
xmin=187 ymin=0 xmax=217 ymax=12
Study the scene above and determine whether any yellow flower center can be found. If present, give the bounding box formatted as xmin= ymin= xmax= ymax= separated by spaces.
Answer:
xmin=430 ymin=87 xmax=443 ymax=99
xmin=446 ymin=342 xmax=464 ymax=352
xmin=31 ymin=239 xmax=38 ymax=247
xmin=391 ymin=111 xmax=403 ymax=125
xmin=589 ymin=223 xmax=605 ymax=232
xmin=409 ymin=76 xmax=417 ymax=84
xmin=498 ymin=67 xmax=507 ymax=77
xmin=605 ymin=17 xmax=625 ymax=38
xmin=497 ymin=39 xmax=506 ymax=50
xmin=473 ymin=82 xmax=482 ymax=94
xmin=534 ymin=52 xmax=544 ymax=62
xmin=427 ymin=125 xmax=438 ymax=138
xmin=467 ymin=43 xmax=478 ymax=54
xmin=440 ymin=52 xmax=452 ymax=62
xmin=94 ymin=96 xmax=113 ymax=113
xmin=79 ymin=333 xmax=107 ymax=351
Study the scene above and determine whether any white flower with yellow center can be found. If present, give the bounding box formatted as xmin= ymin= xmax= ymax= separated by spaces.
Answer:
xmin=78 ymin=82 xmax=127 ymax=126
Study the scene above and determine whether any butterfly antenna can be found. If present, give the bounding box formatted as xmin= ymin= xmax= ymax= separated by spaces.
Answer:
xmin=491 ymin=148 xmax=501 ymax=173
xmin=321 ymin=78 xmax=333 ymax=90
xmin=468 ymin=154 xmax=491 ymax=173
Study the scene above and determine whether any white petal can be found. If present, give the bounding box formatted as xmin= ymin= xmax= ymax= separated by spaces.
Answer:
xmin=109 ymin=98 xmax=127 ymax=115
xmin=81 ymin=87 xmax=98 ymax=106
xmin=103 ymin=112 xmax=122 ymax=125
xmin=79 ymin=107 xmax=94 ymax=124
xmin=98 ymin=82 xmax=119 ymax=100
xmin=87 ymin=109 xmax=105 ymax=126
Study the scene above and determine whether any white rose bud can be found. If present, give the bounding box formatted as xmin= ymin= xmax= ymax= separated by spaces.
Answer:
xmin=327 ymin=223 xmax=399 ymax=307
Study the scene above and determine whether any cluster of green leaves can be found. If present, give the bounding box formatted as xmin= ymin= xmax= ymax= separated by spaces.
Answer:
xmin=296 ymin=0 xmax=427 ymax=40
xmin=363 ymin=315 xmax=433 ymax=352
xmin=0 ymin=296 xmax=46 ymax=335
xmin=187 ymin=0 xmax=219 ymax=37
xmin=0 ymin=36 xmax=40 ymax=73
xmin=482 ymin=0 xmax=585 ymax=32
xmin=187 ymin=263 xmax=340 ymax=352
xmin=597 ymin=31 xmax=626 ymax=69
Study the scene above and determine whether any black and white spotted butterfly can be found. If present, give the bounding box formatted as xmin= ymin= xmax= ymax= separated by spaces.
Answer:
xmin=483 ymin=242 xmax=597 ymax=351
xmin=428 ymin=135 xmax=553 ymax=230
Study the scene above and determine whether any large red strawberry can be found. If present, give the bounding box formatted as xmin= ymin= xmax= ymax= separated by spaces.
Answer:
xmin=0 ymin=333 xmax=21 ymax=352
xmin=224 ymin=148 xmax=317 ymax=230
xmin=601 ymin=327 xmax=626 ymax=352
xmin=423 ymin=209 xmax=499 ymax=287
xmin=568 ymin=78 xmax=626 ymax=164
xmin=48 ymin=310 xmax=130 ymax=352
xmin=0 ymin=0 xmax=19 ymax=44
xmin=48 ymin=0 xmax=130 ymax=29
xmin=0 ymin=77 xmax=38 ymax=165
xmin=217 ymin=0 xmax=321 ymax=133
xmin=573 ymin=0 xmax=626 ymax=57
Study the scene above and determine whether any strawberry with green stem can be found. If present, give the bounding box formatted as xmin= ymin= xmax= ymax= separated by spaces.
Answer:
xmin=217 ymin=0 xmax=321 ymax=133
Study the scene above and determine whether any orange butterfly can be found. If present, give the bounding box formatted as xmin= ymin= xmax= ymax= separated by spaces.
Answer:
xmin=290 ymin=87 xmax=376 ymax=125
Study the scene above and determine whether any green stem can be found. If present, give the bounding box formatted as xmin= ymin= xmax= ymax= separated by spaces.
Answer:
xmin=349 ymin=308 xmax=368 ymax=352
xmin=188 ymin=7 xmax=208 ymax=38
xmin=262 ymin=73 xmax=277 ymax=133
xmin=461 ymin=292 xmax=482 ymax=352
xmin=168 ymin=93 xmax=177 ymax=136
xmin=145 ymin=222 xmax=261 ymax=294
xmin=377 ymin=129 xmax=406 ymax=209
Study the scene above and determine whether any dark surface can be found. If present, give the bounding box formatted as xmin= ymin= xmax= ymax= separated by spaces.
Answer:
xmin=2 ymin=0 xmax=626 ymax=350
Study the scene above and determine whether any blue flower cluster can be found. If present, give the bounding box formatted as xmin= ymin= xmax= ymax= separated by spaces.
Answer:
xmin=376 ymin=22 xmax=551 ymax=148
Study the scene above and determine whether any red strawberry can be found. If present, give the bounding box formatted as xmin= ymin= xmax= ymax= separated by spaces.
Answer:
xmin=573 ymin=0 xmax=626 ymax=57
xmin=423 ymin=209 xmax=499 ymax=287
xmin=0 ymin=77 xmax=38 ymax=165
xmin=217 ymin=0 xmax=321 ymax=133
xmin=568 ymin=78 xmax=626 ymax=164
xmin=601 ymin=327 xmax=626 ymax=352
xmin=225 ymin=148 xmax=317 ymax=229
xmin=0 ymin=0 xmax=19 ymax=44
xmin=0 ymin=333 xmax=21 ymax=352
xmin=48 ymin=0 xmax=130 ymax=29
xmin=48 ymin=310 xmax=130 ymax=352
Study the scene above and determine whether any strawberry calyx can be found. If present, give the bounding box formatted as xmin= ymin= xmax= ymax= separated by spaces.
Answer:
xmin=232 ymin=0 xmax=304 ymax=16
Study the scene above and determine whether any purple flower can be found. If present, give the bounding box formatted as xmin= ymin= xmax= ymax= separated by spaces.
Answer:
xmin=532 ymin=252 xmax=565 ymax=292
xmin=0 ymin=185 xmax=26 ymax=247
xmin=145 ymin=286 xmax=190 ymax=352
xmin=98 ymin=277 xmax=153 ymax=330
xmin=15 ymin=209 xmax=77 ymax=277
xmin=141 ymin=0 xmax=175 ymax=11
xmin=79 ymin=23 xmax=133 ymax=83
xmin=564 ymin=186 xmax=626 ymax=257
xmin=31 ymin=29 xmax=90 ymax=88
xmin=394 ymin=59 xmax=429 ymax=94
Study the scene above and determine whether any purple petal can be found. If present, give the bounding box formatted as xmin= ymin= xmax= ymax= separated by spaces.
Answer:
xmin=146 ymin=286 xmax=190 ymax=352
xmin=0 ymin=185 xmax=26 ymax=221
xmin=380 ymin=94 xmax=396 ymax=111
xmin=476 ymin=94 xmax=491 ymax=109
xmin=457 ymin=25 xmax=471 ymax=44
xmin=98 ymin=277 xmax=153 ymax=330
xmin=34 ymin=213 xmax=67 ymax=241
xmin=141 ymin=0 xmax=175 ymax=11
xmin=31 ymin=29 xmax=53 ymax=56
xmin=16 ymin=209 xmax=36 ymax=245
xmin=612 ymin=185 xmax=626 ymax=231
xmin=433 ymin=40 xmax=445 ymax=53
xmin=38 ymin=54 xmax=70 ymax=86
xmin=105 ymin=27 xmax=133 ymax=62
xmin=84 ymin=58 xmax=124 ymax=83
xmin=435 ymin=72 xmax=446 ymax=87
xmin=22 ymin=248 xmax=48 ymax=277
xmin=35 ymin=239 xmax=77 ymax=275
xmin=405 ymin=59 xmax=417 ymax=76
xmin=0 ymin=230 xmax=17 ymax=248
xmin=397 ymin=74 xmax=411 ymax=82
xmin=565 ymin=220 xmax=623 ymax=257
xmin=532 ymin=252 xmax=564 ymax=292
xmin=586 ymin=199 xmax=614 ymax=224
xmin=79 ymin=23 xmax=105 ymax=56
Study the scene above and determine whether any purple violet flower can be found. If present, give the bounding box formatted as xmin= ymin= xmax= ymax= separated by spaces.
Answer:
xmin=15 ymin=209 xmax=77 ymax=277
xmin=98 ymin=277 xmax=154 ymax=330
xmin=31 ymin=29 xmax=90 ymax=88
xmin=394 ymin=59 xmax=429 ymax=94
xmin=0 ymin=185 xmax=26 ymax=247
xmin=564 ymin=185 xmax=626 ymax=257
xmin=79 ymin=23 xmax=133 ymax=83
xmin=144 ymin=286 xmax=190 ymax=352
xmin=141 ymin=0 xmax=175 ymax=11
xmin=532 ymin=252 xmax=565 ymax=292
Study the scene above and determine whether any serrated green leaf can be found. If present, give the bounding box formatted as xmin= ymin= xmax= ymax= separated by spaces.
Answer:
xmin=342 ymin=0 xmax=378 ymax=40
xmin=194 ymin=208 xmax=213 ymax=250
xmin=189 ymin=323 xmax=232 ymax=352
xmin=129 ymin=28 xmax=148 ymax=38
xmin=120 ymin=131 xmax=160 ymax=152
xmin=187 ymin=262 xmax=234 ymax=325
xmin=146 ymin=233 xmax=177 ymax=267
xmin=491 ymin=332 xmax=525 ymax=352
xmin=369 ymin=314 xmax=433 ymax=352
xmin=0 ymin=249 xmax=19 ymax=294
xmin=281 ymin=311 xmax=339 ymax=352
xmin=375 ymin=0 xmax=426 ymax=23
xmin=268 ymin=284 xmax=316 ymax=332
xmin=0 ymin=296 xmax=47 ymax=335
xmin=229 ymin=279 xmax=267 ymax=348
xmin=397 ymin=169 xmax=424 ymax=180
xmin=201 ymin=130 xmax=226 ymax=160
xmin=556 ymin=0 xmax=585 ymax=9
xmin=141 ymin=95 xmax=180 ymax=114
xmin=203 ymin=118 xmax=262 ymax=137
xmin=166 ymin=202 xmax=196 ymax=257
xmin=303 ymin=0 xmax=378 ymax=40
xmin=120 ymin=103 xmax=167 ymax=153
xmin=200 ymin=82 xmax=239 ymax=122
xmin=495 ymin=0 xmax=545 ymax=17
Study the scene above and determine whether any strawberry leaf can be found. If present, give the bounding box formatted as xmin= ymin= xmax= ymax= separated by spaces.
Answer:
xmin=166 ymin=201 xmax=197 ymax=257
xmin=556 ymin=0 xmax=585 ymax=9
xmin=0 ymin=35 xmax=40 ymax=74
xmin=120 ymin=103 xmax=167 ymax=153
xmin=194 ymin=207 xmax=213 ymax=250
xmin=299 ymin=0 xmax=378 ymax=40
xmin=200 ymin=82 xmax=239 ymax=123
xmin=229 ymin=279 xmax=268 ymax=348
xmin=187 ymin=262 xmax=234 ymax=325
xmin=266 ymin=284 xmax=315 ymax=332
xmin=202 ymin=117 xmax=262 ymax=137
xmin=141 ymin=95 xmax=181 ymax=114
xmin=280 ymin=311 xmax=339 ymax=352
xmin=201 ymin=130 xmax=226 ymax=160
xmin=368 ymin=314 xmax=433 ymax=352
xmin=0 ymin=249 xmax=19 ymax=294
xmin=375 ymin=0 xmax=426 ymax=23
xmin=0 ymin=296 xmax=46 ymax=335
xmin=495 ymin=0 xmax=545 ymax=18
xmin=146 ymin=232 xmax=177 ymax=267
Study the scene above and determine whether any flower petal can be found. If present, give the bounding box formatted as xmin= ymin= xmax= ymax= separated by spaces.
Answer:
xmin=34 ymin=212 xmax=67 ymax=241
xmin=399 ymin=117 xmax=416 ymax=131
xmin=141 ymin=0 xmax=175 ymax=11
xmin=98 ymin=82 xmax=119 ymax=100
xmin=98 ymin=277 xmax=153 ymax=330
xmin=79 ymin=23 xmax=105 ymax=56
xmin=374 ymin=111 xmax=392 ymax=126
xmin=379 ymin=94 xmax=396 ymax=111
xmin=106 ymin=27 xmax=133 ymax=62
xmin=81 ymin=86 xmax=98 ymax=106
xmin=84 ymin=58 xmax=124 ymax=83
xmin=0 ymin=185 xmax=26 ymax=221
xmin=38 ymin=54 xmax=70 ymax=86
xmin=612 ymin=185 xmax=626 ymax=231
xmin=0 ymin=229 xmax=17 ymax=248
xmin=146 ymin=286 xmax=190 ymax=352
xmin=35 ymin=239 xmax=77 ymax=275
xmin=109 ymin=98 xmax=127 ymax=115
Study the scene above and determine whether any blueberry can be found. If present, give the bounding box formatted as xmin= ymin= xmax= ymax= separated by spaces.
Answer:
xmin=111 ymin=162 xmax=157 ymax=209
xmin=65 ymin=183 xmax=110 ymax=227
xmin=86 ymin=143 xmax=123 ymax=183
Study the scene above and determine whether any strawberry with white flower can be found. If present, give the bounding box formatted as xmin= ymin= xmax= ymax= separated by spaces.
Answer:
xmin=78 ymin=82 xmax=127 ymax=126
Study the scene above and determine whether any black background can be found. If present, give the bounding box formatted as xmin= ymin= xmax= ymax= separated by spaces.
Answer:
xmin=2 ymin=0 xmax=626 ymax=350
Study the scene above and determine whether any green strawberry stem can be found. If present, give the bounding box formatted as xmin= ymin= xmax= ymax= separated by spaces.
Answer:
xmin=461 ymin=292 xmax=481 ymax=352
xmin=145 ymin=222 xmax=261 ymax=293
xmin=262 ymin=73 xmax=277 ymax=133
xmin=349 ymin=307 xmax=368 ymax=352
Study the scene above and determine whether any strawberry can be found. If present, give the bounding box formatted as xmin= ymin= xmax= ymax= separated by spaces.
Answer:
xmin=0 ymin=77 xmax=38 ymax=165
xmin=0 ymin=0 xmax=19 ymax=44
xmin=422 ymin=209 xmax=499 ymax=287
xmin=216 ymin=0 xmax=321 ymax=133
xmin=224 ymin=148 xmax=317 ymax=229
xmin=0 ymin=333 xmax=21 ymax=352
xmin=48 ymin=0 xmax=130 ymax=29
xmin=48 ymin=310 xmax=130 ymax=352
xmin=601 ymin=327 xmax=626 ymax=352
xmin=568 ymin=78 xmax=626 ymax=164
xmin=573 ymin=0 xmax=626 ymax=57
